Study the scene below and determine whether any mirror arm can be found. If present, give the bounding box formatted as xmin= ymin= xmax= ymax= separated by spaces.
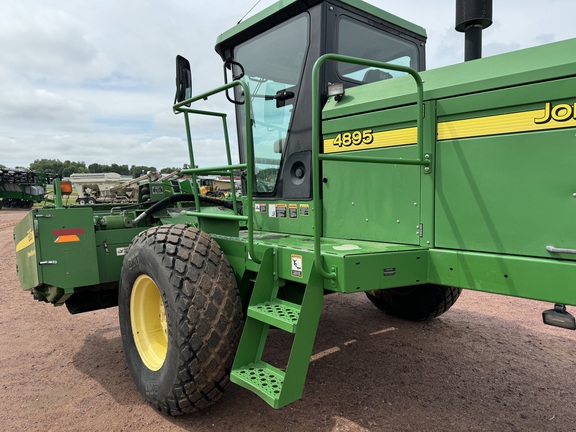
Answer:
xmin=274 ymin=90 xmax=295 ymax=108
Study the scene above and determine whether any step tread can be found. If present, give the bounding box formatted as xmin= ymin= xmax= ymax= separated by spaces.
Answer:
xmin=231 ymin=362 xmax=285 ymax=407
xmin=248 ymin=301 xmax=301 ymax=332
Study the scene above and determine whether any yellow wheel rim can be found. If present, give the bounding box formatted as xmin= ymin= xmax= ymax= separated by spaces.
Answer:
xmin=130 ymin=274 xmax=168 ymax=371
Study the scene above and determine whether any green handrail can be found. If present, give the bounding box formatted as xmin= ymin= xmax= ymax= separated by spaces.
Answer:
xmin=53 ymin=177 xmax=63 ymax=208
xmin=174 ymin=81 xmax=260 ymax=264
xmin=311 ymin=53 xmax=426 ymax=280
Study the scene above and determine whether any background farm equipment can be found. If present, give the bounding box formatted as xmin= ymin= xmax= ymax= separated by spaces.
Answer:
xmin=197 ymin=175 xmax=242 ymax=197
xmin=69 ymin=172 xmax=135 ymax=204
xmin=0 ymin=167 xmax=45 ymax=209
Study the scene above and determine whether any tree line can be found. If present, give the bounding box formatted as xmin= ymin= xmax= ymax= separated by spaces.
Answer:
xmin=27 ymin=159 xmax=180 ymax=178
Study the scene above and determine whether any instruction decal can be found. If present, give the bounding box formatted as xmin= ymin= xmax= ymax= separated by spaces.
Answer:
xmin=291 ymin=254 xmax=303 ymax=278
xmin=116 ymin=247 xmax=130 ymax=256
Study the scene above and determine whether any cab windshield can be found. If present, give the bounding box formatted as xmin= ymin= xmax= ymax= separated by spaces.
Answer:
xmin=234 ymin=14 xmax=309 ymax=193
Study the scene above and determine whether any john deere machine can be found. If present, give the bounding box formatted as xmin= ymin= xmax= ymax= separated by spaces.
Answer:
xmin=13 ymin=0 xmax=576 ymax=416
xmin=1 ymin=167 xmax=46 ymax=209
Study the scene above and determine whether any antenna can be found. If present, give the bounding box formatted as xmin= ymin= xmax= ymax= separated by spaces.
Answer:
xmin=238 ymin=0 xmax=263 ymax=24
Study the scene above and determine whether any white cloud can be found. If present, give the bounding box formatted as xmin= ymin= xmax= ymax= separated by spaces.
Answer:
xmin=0 ymin=6 xmax=100 ymax=85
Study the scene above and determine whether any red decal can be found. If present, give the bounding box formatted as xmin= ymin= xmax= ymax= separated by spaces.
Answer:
xmin=53 ymin=228 xmax=84 ymax=236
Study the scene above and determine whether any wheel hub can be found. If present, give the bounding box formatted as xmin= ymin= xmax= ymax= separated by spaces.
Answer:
xmin=130 ymin=274 xmax=168 ymax=371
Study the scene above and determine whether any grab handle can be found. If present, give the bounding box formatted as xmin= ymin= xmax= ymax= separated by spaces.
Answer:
xmin=546 ymin=245 xmax=576 ymax=254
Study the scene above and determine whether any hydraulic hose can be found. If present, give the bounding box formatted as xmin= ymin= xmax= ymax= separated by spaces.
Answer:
xmin=132 ymin=193 xmax=242 ymax=224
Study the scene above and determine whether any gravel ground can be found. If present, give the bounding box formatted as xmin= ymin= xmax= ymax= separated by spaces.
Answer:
xmin=2 ymin=208 xmax=576 ymax=432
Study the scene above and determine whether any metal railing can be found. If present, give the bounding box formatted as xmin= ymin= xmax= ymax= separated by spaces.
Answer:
xmin=173 ymin=81 xmax=260 ymax=263
xmin=171 ymin=56 xmax=426 ymax=276
xmin=311 ymin=54 xmax=428 ymax=280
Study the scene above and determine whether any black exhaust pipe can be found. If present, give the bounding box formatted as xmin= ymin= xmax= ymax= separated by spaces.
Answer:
xmin=455 ymin=0 xmax=493 ymax=61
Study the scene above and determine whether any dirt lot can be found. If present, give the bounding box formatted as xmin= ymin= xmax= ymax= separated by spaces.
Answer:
xmin=2 ymin=208 xmax=576 ymax=432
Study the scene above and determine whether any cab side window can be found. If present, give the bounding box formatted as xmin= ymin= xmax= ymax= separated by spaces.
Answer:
xmin=337 ymin=16 xmax=419 ymax=84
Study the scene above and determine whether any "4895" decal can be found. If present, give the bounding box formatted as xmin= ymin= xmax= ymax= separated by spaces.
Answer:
xmin=332 ymin=129 xmax=374 ymax=147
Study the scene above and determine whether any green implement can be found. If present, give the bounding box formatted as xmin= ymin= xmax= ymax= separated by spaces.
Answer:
xmin=14 ymin=0 xmax=576 ymax=415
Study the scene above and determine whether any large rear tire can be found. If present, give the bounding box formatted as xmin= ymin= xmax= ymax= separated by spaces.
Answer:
xmin=366 ymin=284 xmax=461 ymax=321
xmin=119 ymin=224 xmax=243 ymax=415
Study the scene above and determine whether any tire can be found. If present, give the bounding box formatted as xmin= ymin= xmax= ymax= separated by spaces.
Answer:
xmin=77 ymin=198 xmax=87 ymax=205
xmin=119 ymin=224 xmax=243 ymax=415
xmin=366 ymin=284 xmax=461 ymax=321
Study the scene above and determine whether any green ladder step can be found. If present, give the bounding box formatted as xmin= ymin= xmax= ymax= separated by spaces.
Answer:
xmin=231 ymin=361 xmax=286 ymax=409
xmin=247 ymin=300 xmax=301 ymax=333
xmin=231 ymin=249 xmax=324 ymax=409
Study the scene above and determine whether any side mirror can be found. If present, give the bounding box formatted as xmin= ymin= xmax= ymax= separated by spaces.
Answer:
xmin=175 ymin=55 xmax=192 ymax=106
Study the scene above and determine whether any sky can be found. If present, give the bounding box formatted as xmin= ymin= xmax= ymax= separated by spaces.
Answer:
xmin=1 ymin=0 xmax=574 ymax=171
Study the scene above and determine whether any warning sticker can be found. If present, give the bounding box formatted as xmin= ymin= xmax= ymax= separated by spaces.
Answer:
xmin=291 ymin=254 xmax=303 ymax=278
xmin=289 ymin=204 xmax=298 ymax=219
xmin=299 ymin=204 xmax=309 ymax=216
xmin=116 ymin=247 xmax=129 ymax=256
xmin=276 ymin=204 xmax=287 ymax=218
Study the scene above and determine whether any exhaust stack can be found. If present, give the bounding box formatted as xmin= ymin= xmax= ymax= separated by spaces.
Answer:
xmin=455 ymin=0 xmax=493 ymax=61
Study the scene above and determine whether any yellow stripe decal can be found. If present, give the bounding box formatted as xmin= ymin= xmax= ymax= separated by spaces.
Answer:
xmin=323 ymin=127 xmax=416 ymax=154
xmin=15 ymin=229 xmax=35 ymax=253
xmin=323 ymin=103 xmax=576 ymax=153
xmin=438 ymin=104 xmax=576 ymax=141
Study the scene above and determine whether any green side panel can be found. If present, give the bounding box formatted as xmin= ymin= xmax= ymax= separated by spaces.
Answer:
xmin=436 ymin=76 xmax=576 ymax=120
xmin=322 ymin=104 xmax=422 ymax=244
xmin=223 ymin=231 xmax=428 ymax=293
xmin=199 ymin=216 xmax=240 ymax=238
xmin=435 ymin=78 xmax=576 ymax=260
xmin=322 ymin=152 xmax=421 ymax=244
xmin=429 ymin=249 xmax=576 ymax=305
xmin=322 ymin=105 xmax=418 ymax=136
xmin=211 ymin=235 xmax=248 ymax=286
xmin=1 ymin=190 xmax=42 ymax=202
xmin=338 ymin=249 xmax=428 ymax=291
xmin=34 ymin=208 xmax=100 ymax=291
xmin=94 ymin=228 xmax=145 ymax=283
xmin=436 ymin=129 xmax=576 ymax=259
xmin=252 ymin=200 xmax=316 ymax=236
xmin=14 ymin=211 xmax=40 ymax=290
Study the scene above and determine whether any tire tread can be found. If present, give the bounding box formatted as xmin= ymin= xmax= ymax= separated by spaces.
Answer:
xmin=121 ymin=224 xmax=243 ymax=415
